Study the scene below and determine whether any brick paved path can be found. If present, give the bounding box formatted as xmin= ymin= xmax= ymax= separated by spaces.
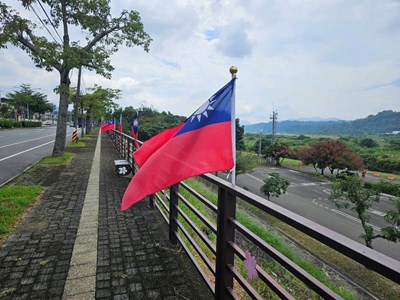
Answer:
xmin=0 ymin=130 xmax=211 ymax=299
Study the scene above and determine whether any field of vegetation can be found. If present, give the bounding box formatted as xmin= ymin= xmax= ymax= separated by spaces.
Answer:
xmin=243 ymin=132 xmax=400 ymax=176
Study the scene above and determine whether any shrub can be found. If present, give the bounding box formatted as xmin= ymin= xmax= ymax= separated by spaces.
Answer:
xmin=0 ymin=119 xmax=42 ymax=128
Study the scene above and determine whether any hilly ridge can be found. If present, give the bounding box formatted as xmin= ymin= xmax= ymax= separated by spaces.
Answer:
xmin=244 ymin=110 xmax=400 ymax=135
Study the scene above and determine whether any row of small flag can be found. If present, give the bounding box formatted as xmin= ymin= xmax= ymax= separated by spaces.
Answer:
xmin=101 ymin=112 xmax=139 ymax=142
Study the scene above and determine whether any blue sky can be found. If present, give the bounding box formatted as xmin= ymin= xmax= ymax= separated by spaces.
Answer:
xmin=1 ymin=0 xmax=399 ymax=123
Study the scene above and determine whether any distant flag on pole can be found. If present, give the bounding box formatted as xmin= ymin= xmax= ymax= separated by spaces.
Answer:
xmin=118 ymin=114 xmax=123 ymax=133
xmin=132 ymin=111 xmax=139 ymax=149
xmin=121 ymin=75 xmax=237 ymax=210
xmin=101 ymin=119 xmax=115 ymax=132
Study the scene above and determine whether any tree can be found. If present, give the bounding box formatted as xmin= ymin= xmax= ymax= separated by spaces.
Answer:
xmin=6 ymin=84 xmax=52 ymax=120
xmin=236 ymin=152 xmax=258 ymax=176
xmin=263 ymin=142 xmax=293 ymax=166
xmin=236 ymin=118 xmax=245 ymax=150
xmin=359 ymin=138 xmax=378 ymax=148
xmin=260 ymin=172 xmax=290 ymax=200
xmin=0 ymin=1 xmax=151 ymax=156
xmin=298 ymin=140 xmax=364 ymax=175
xmin=252 ymin=136 xmax=271 ymax=154
xmin=330 ymin=176 xmax=400 ymax=248
xmin=79 ymin=85 xmax=120 ymax=133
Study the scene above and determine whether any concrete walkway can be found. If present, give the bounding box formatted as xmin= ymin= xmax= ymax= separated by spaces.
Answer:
xmin=0 ymin=129 xmax=211 ymax=299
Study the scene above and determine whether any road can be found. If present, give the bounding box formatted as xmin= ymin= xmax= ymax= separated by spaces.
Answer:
xmin=235 ymin=166 xmax=400 ymax=261
xmin=0 ymin=126 xmax=77 ymax=185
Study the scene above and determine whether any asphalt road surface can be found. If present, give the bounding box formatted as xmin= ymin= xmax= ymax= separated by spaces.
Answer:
xmin=235 ymin=166 xmax=400 ymax=262
xmin=0 ymin=125 xmax=77 ymax=185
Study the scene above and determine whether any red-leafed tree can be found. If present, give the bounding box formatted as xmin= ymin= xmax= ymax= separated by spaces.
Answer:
xmin=297 ymin=140 xmax=364 ymax=175
xmin=263 ymin=142 xmax=293 ymax=166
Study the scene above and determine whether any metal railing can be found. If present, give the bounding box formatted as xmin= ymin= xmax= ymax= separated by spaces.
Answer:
xmin=108 ymin=129 xmax=400 ymax=299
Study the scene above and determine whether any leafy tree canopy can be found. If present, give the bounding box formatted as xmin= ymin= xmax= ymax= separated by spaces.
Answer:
xmin=0 ymin=0 xmax=152 ymax=156
xmin=330 ymin=176 xmax=400 ymax=248
xmin=260 ymin=172 xmax=290 ymax=200
xmin=6 ymin=84 xmax=53 ymax=118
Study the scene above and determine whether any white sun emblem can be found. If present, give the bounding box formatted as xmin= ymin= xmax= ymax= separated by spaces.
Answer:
xmin=190 ymin=95 xmax=217 ymax=123
xmin=133 ymin=119 xmax=138 ymax=127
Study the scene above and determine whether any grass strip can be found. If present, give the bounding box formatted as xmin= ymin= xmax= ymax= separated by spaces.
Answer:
xmin=40 ymin=152 xmax=74 ymax=165
xmin=77 ymin=136 xmax=91 ymax=141
xmin=0 ymin=186 xmax=43 ymax=236
xmin=66 ymin=142 xmax=86 ymax=148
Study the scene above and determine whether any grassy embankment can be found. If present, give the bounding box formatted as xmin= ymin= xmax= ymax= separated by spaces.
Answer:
xmin=157 ymin=177 xmax=388 ymax=299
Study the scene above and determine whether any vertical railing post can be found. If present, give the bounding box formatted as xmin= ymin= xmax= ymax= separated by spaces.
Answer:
xmin=149 ymin=194 xmax=155 ymax=209
xmin=169 ymin=184 xmax=179 ymax=245
xmin=215 ymin=187 xmax=236 ymax=299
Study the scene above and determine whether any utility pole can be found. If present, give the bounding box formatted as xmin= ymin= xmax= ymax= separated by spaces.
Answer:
xmin=270 ymin=109 xmax=278 ymax=143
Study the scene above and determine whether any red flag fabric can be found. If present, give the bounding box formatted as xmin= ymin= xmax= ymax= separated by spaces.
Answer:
xmin=101 ymin=119 xmax=115 ymax=132
xmin=121 ymin=78 xmax=236 ymax=210
xmin=133 ymin=122 xmax=184 ymax=167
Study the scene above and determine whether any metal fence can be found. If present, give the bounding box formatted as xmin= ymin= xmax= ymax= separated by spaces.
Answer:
xmin=108 ymin=129 xmax=400 ymax=299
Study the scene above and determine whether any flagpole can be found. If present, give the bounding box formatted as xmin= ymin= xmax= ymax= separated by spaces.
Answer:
xmin=230 ymin=66 xmax=238 ymax=185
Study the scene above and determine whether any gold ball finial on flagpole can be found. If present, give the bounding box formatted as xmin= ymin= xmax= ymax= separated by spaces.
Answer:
xmin=230 ymin=66 xmax=238 ymax=78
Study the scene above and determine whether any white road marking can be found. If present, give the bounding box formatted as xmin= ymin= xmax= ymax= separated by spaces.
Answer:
xmin=368 ymin=208 xmax=386 ymax=217
xmin=288 ymin=169 xmax=299 ymax=173
xmin=245 ymin=173 xmax=266 ymax=183
xmin=19 ymin=133 xmax=28 ymax=135
xmin=331 ymin=209 xmax=381 ymax=231
xmin=0 ymin=140 xmax=55 ymax=162
xmin=0 ymin=134 xmax=55 ymax=149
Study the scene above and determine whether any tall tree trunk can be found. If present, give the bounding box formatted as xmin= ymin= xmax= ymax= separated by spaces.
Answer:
xmin=52 ymin=70 xmax=70 ymax=156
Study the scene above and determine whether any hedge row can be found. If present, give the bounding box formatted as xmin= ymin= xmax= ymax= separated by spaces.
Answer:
xmin=362 ymin=155 xmax=400 ymax=175
xmin=364 ymin=181 xmax=400 ymax=197
xmin=0 ymin=119 xmax=42 ymax=128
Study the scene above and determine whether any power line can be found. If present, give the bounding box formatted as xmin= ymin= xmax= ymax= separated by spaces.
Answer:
xmin=29 ymin=3 xmax=59 ymax=44
xmin=37 ymin=0 xmax=63 ymax=43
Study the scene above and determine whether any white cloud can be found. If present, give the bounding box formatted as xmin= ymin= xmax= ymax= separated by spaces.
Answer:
xmin=1 ymin=0 xmax=399 ymax=123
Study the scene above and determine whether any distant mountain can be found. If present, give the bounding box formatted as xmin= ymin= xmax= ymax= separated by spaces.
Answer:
xmin=244 ymin=110 xmax=400 ymax=135
xmin=287 ymin=117 xmax=342 ymax=122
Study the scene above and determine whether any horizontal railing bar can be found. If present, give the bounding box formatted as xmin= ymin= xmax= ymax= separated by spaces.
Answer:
xmin=226 ymin=287 xmax=240 ymax=299
xmin=201 ymin=173 xmax=400 ymax=284
xmin=176 ymin=205 xmax=217 ymax=255
xmin=227 ymin=264 xmax=263 ymax=300
xmin=154 ymin=192 xmax=170 ymax=214
xmin=177 ymin=192 xmax=217 ymax=234
xmin=181 ymin=181 xmax=218 ymax=213
xmin=176 ymin=233 xmax=215 ymax=294
xmin=154 ymin=201 xmax=169 ymax=224
xmin=174 ymin=216 xmax=216 ymax=276
xmin=231 ymin=219 xmax=342 ymax=299
xmin=229 ymin=241 xmax=295 ymax=300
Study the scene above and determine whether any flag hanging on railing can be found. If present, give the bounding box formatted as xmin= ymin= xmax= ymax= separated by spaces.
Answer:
xmin=101 ymin=119 xmax=115 ymax=132
xmin=121 ymin=78 xmax=236 ymax=210
xmin=118 ymin=114 xmax=123 ymax=133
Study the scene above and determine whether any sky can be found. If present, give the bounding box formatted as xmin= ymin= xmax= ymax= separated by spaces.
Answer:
xmin=0 ymin=0 xmax=399 ymax=124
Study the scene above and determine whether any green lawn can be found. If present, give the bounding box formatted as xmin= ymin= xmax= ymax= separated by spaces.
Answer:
xmin=0 ymin=186 xmax=43 ymax=236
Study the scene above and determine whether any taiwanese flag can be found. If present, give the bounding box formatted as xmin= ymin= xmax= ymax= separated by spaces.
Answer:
xmin=133 ymin=122 xmax=184 ymax=167
xmin=132 ymin=112 xmax=140 ymax=149
xmin=121 ymin=78 xmax=236 ymax=210
xmin=118 ymin=114 xmax=123 ymax=133
xmin=101 ymin=119 xmax=115 ymax=132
